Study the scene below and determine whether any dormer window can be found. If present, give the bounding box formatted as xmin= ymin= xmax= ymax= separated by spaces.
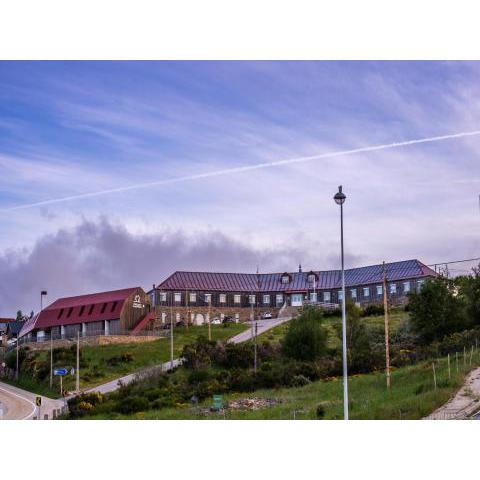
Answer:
xmin=281 ymin=273 xmax=291 ymax=284
xmin=307 ymin=271 xmax=318 ymax=283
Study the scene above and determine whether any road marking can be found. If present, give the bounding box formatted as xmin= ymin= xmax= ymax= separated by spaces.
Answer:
xmin=0 ymin=385 xmax=37 ymax=420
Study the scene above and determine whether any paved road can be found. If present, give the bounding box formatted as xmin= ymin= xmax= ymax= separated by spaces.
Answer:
xmin=0 ymin=381 xmax=63 ymax=420
xmin=228 ymin=316 xmax=292 ymax=344
xmin=86 ymin=316 xmax=292 ymax=395
xmin=0 ymin=315 xmax=293 ymax=416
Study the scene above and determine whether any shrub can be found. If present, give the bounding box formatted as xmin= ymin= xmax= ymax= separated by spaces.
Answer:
xmin=117 ymin=396 xmax=150 ymax=414
xmin=316 ymin=403 xmax=327 ymax=419
xmin=181 ymin=335 xmax=217 ymax=369
xmin=290 ymin=374 xmax=311 ymax=387
xmin=281 ymin=306 xmax=328 ymax=361
xmin=409 ymin=277 xmax=467 ymax=344
xmin=362 ymin=304 xmax=384 ymax=317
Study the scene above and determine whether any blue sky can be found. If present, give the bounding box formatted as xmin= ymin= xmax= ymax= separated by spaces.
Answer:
xmin=1 ymin=61 xmax=480 ymax=314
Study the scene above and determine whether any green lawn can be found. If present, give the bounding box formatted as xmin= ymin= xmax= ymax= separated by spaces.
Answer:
xmin=101 ymin=348 xmax=480 ymax=420
xmin=6 ymin=324 xmax=247 ymax=397
xmin=260 ymin=310 xmax=409 ymax=349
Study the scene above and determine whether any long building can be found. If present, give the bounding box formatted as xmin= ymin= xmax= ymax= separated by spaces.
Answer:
xmin=19 ymin=287 xmax=153 ymax=341
xmin=150 ymin=259 xmax=436 ymax=324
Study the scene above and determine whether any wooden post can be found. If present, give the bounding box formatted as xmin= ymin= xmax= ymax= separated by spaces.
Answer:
xmin=432 ymin=362 xmax=437 ymax=390
xmin=447 ymin=353 xmax=451 ymax=380
xmin=382 ymin=261 xmax=391 ymax=389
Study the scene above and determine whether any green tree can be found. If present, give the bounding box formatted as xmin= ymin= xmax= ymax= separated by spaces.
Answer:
xmin=336 ymin=301 xmax=379 ymax=373
xmin=15 ymin=310 xmax=24 ymax=322
xmin=281 ymin=306 xmax=328 ymax=361
xmin=409 ymin=277 xmax=466 ymax=345
xmin=456 ymin=265 xmax=480 ymax=326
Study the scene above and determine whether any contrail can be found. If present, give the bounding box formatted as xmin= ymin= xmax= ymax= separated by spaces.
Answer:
xmin=2 ymin=129 xmax=480 ymax=212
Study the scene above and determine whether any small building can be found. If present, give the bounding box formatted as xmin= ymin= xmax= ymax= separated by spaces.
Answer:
xmin=0 ymin=318 xmax=15 ymax=335
xmin=149 ymin=259 xmax=437 ymax=324
xmin=19 ymin=287 xmax=152 ymax=342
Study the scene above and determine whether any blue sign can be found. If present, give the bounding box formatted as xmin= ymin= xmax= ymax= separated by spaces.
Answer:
xmin=54 ymin=368 xmax=67 ymax=376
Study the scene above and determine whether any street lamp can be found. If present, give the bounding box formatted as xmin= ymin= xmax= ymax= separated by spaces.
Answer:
xmin=333 ymin=185 xmax=349 ymax=420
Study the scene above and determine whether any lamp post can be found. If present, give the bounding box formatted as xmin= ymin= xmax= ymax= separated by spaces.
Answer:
xmin=334 ymin=185 xmax=349 ymax=420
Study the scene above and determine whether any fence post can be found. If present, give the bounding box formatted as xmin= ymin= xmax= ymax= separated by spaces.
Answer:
xmin=447 ymin=353 xmax=451 ymax=380
xmin=432 ymin=362 xmax=437 ymax=390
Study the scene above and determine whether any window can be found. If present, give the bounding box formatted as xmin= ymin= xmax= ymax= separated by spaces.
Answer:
xmin=308 ymin=274 xmax=316 ymax=283
xmin=205 ymin=293 xmax=212 ymax=304
xmin=263 ymin=294 xmax=270 ymax=304
xmin=67 ymin=307 xmax=74 ymax=317
xmin=310 ymin=292 xmax=317 ymax=302
xmin=249 ymin=295 xmax=256 ymax=305
xmin=389 ymin=283 xmax=397 ymax=295
xmin=376 ymin=285 xmax=383 ymax=296
xmin=150 ymin=292 xmax=156 ymax=307
xmin=111 ymin=301 xmax=117 ymax=312
xmin=57 ymin=308 xmax=64 ymax=319
xmin=351 ymin=289 xmax=357 ymax=299
xmin=219 ymin=294 xmax=226 ymax=303
xmin=88 ymin=305 xmax=94 ymax=315
xmin=276 ymin=294 xmax=284 ymax=305
xmin=281 ymin=275 xmax=290 ymax=284
xmin=79 ymin=306 xmax=85 ymax=316
xmin=160 ymin=292 xmax=167 ymax=302
xmin=363 ymin=287 xmax=370 ymax=297
xmin=189 ymin=292 xmax=196 ymax=303
xmin=403 ymin=281 xmax=411 ymax=293
xmin=417 ymin=280 xmax=425 ymax=291
xmin=323 ymin=291 xmax=331 ymax=302
xmin=100 ymin=303 xmax=107 ymax=314
xmin=338 ymin=290 xmax=343 ymax=301
xmin=234 ymin=294 xmax=241 ymax=304
xmin=174 ymin=292 xmax=181 ymax=303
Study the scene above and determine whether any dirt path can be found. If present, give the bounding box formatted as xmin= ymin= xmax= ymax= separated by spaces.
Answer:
xmin=425 ymin=366 xmax=480 ymax=420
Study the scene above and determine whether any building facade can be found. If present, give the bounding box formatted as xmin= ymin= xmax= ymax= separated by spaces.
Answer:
xmin=19 ymin=287 xmax=153 ymax=341
xmin=150 ymin=259 xmax=436 ymax=324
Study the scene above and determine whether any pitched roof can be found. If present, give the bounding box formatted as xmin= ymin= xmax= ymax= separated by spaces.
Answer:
xmin=19 ymin=287 xmax=140 ymax=337
xmin=155 ymin=259 xmax=436 ymax=293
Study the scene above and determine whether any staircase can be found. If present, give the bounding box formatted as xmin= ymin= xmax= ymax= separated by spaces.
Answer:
xmin=278 ymin=304 xmax=300 ymax=319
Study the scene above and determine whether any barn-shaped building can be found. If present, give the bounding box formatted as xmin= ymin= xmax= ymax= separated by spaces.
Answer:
xmin=19 ymin=287 xmax=153 ymax=341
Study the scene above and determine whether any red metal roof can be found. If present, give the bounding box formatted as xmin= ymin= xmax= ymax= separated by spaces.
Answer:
xmin=19 ymin=287 xmax=140 ymax=337
xmin=155 ymin=259 xmax=437 ymax=293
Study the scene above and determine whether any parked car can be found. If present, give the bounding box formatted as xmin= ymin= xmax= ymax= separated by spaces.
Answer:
xmin=175 ymin=320 xmax=186 ymax=327
xmin=222 ymin=316 xmax=235 ymax=324
xmin=262 ymin=312 xmax=272 ymax=319
xmin=211 ymin=317 xmax=222 ymax=325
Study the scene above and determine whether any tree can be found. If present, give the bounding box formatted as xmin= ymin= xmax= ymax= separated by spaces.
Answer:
xmin=456 ymin=265 xmax=480 ymax=326
xmin=409 ymin=277 xmax=467 ymax=345
xmin=281 ymin=306 xmax=328 ymax=361
xmin=15 ymin=310 xmax=24 ymax=322
xmin=335 ymin=301 xmax=379 ymax=373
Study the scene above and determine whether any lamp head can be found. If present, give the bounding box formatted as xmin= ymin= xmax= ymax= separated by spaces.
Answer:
xmin=334 ymin=185 xmax=346 ymax=205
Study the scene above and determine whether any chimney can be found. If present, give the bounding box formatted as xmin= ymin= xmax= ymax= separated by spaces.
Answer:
xmin=298 ymin=263 xmax=302 ymax=273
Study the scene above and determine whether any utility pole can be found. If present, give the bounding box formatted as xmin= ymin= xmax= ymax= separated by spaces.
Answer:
xmin=49 ymin=334 xmax=53 ymax=389
xmin=185 ymin=289 xmax=189 ymax=331
xmin=76 ymin=331 xmax=80 ymax=392
xmin=15 ymin=335 xmax=19 ymax=381
xmin=208 ymin=296 xmax=212 ymax=341
xmin=170 ymin=293 xmax=174 ymax=370
xmin=254 ymin=321 xmax=258 ymax=373
xmin=383 ymin=261 xmax=391 ymax=389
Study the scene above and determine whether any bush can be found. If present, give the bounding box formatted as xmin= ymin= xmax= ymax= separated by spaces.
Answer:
xmin=117 ymin=396 xmax=150 ymax=414
xmin=362 ymin=304 xmax=384 ymax=317
xmin=281 ymin=306 xmax=328 ymax=361
xmin=409 ymin=277 xmax=467 ymax=344
xmin=316 ymin=403 xmax=327 ymax=419
xmin=181 ymin=335 xmax=218 ymax=369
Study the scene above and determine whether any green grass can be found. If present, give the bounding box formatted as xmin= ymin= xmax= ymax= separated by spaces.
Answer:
xmin=92 ymin=349 xmax=480 ymax=420
xmin=7 ymin=324 xmax=247 ymax=397
xmin=260 ymin=310 xmax=409 ymax=349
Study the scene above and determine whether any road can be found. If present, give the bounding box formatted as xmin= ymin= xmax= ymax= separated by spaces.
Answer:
xmin=0 ymin=381 xmax=63 ymax=420
xmin=1 ymin=315 xmax=293 ymax=416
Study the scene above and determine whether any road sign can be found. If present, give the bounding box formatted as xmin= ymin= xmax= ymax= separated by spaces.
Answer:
xmin=54 ymin=368 xmax=67 ymax=376
xmin=35 ymin=396 xmax=42 ymax=407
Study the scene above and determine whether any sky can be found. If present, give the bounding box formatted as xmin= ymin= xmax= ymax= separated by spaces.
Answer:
xmin=1 ymin=61 xmax=480 ymax=316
